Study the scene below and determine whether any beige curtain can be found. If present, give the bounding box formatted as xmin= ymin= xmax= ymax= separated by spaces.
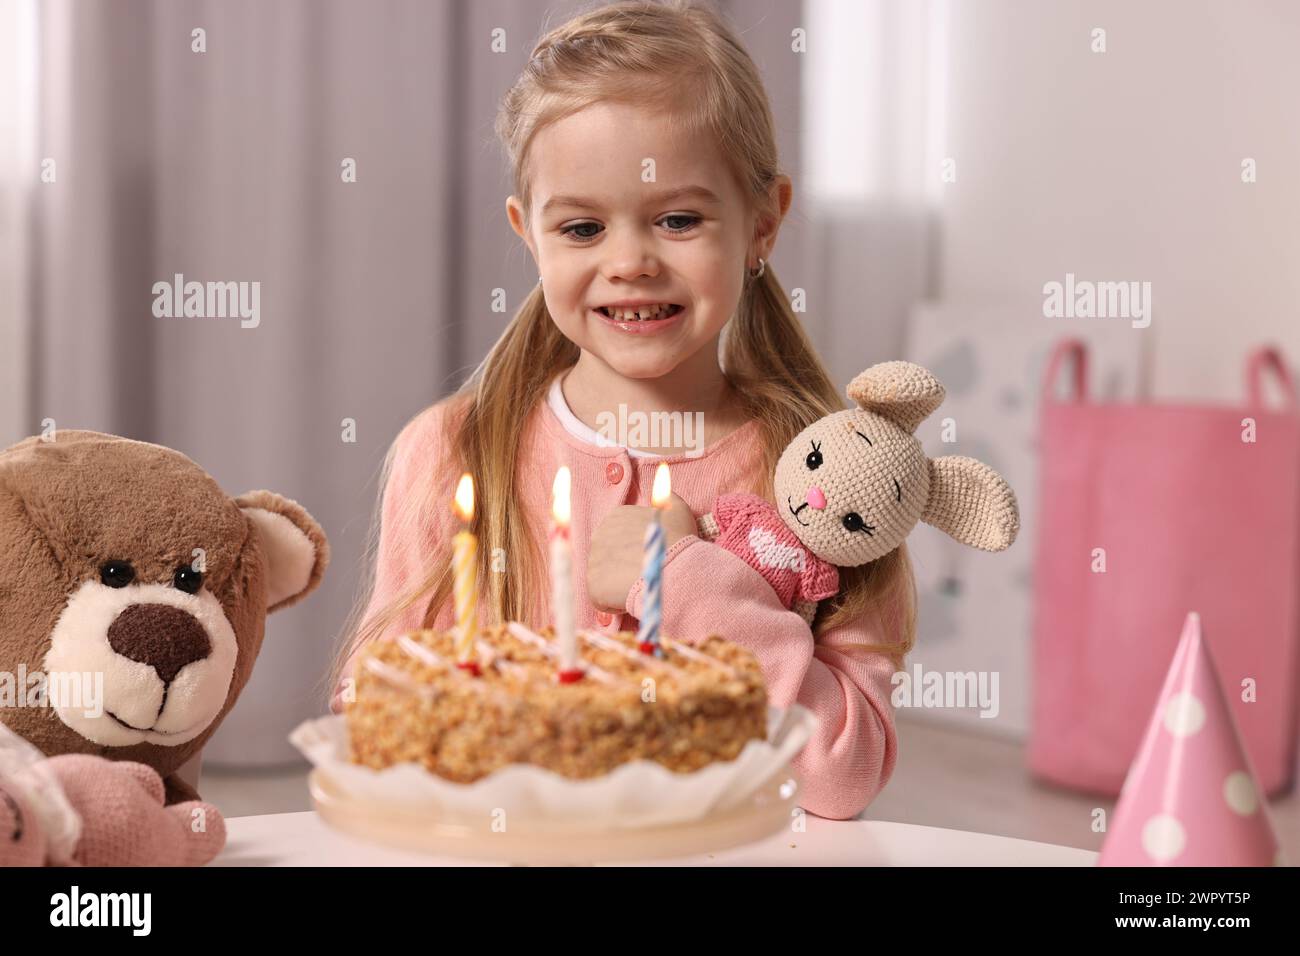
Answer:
xmin=20 ymin=0 xmax=470 ymax=765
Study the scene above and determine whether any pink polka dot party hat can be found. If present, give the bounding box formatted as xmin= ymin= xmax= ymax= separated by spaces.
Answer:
xmin=1099 ymin=611 xmax=1284 ymax=867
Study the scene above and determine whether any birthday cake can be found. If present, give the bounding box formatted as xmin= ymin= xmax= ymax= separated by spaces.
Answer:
xmin=345 ymin=623 xmax=768 ymax=782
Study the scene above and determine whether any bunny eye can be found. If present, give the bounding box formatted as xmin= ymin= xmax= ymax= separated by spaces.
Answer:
xmin=805 ymin=440 xmax=823 ymax=471
xmin=855 ymin=430 xmax=872 ymax=446
xmin=842 ymin=512 xmax=875 ymax=536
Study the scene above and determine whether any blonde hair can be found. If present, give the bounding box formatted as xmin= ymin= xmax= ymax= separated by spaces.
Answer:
xmin=327 ymin=0 xmax=916 ymax=700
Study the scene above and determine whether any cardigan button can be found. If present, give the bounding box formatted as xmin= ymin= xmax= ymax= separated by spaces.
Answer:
xmin=605 ymin=461 xmax=624 ymax=484
xmin=595 ymin=610 xmax=614 ymax=627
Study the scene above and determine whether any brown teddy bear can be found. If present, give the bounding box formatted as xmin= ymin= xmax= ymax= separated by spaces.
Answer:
xmin=0 ymin=429 xmax=328 ymax=856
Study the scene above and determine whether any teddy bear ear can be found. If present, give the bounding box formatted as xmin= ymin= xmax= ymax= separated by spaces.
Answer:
xmin=919 ymin=456 xmax=1020 ymax=552
xmin=235 ymin=491 xmax=330 ymax=613
xmin=845 ymin=361 xmax=945 ymax=434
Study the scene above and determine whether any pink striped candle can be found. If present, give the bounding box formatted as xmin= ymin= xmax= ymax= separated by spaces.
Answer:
xmin=551 ymin=466 xmax=583 ymax=682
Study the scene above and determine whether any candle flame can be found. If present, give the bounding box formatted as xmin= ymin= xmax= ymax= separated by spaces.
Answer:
xmin=453 ymin=473 xmax=474 ymax=522
xmin=552 ymin=466 xmax=571 ymax=526
xmin=651 ymin=462 xmax=671 ymax=508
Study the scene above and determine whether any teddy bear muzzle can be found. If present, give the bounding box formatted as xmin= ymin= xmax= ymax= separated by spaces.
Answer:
xmin=41 ymin=580 xmax=240 ymax=748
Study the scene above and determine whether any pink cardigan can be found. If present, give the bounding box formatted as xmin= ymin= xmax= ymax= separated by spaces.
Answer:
xmin=334 ymin=393 xmax=908 ymax=820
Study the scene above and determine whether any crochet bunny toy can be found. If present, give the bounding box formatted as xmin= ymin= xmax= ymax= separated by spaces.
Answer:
xmin=698 ymin=361 xmax=1019 ymax=624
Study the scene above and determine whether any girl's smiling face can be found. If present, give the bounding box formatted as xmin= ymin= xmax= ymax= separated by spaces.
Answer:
xmin=507 ymin=101 xmax=766 ymax=381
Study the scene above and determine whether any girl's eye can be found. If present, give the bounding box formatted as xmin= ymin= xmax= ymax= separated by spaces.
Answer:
xmin=560 ymin=222 xmax=602 ymax=242
xmin=660 ymin=214 xmax=700 ymax=233
xmin=558 ymin=215 xmax=702 ymax=244
xmin=842 ymin=512 xmax=875 ymax=536
xmin=805 ymin=440 xmax=822 ymax=470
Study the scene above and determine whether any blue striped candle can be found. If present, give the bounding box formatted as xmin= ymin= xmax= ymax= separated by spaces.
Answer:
xmin=636 ymin=514 xmax=664 ymax=657
xmin=637 ymin=463 xmax=671 ymax=658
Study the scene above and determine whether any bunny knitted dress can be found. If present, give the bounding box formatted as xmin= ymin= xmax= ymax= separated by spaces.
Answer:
xmin=708 ymin=492 xmax=840 ymax=609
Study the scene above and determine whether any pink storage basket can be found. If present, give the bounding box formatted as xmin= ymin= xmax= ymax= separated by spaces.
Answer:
xmin=1029 ymin=338 xmax=1300 ymax=796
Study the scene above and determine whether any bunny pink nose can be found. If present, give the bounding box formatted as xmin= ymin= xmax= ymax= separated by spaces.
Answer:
xmin=806 ymin=486 xmax=827 ymax=510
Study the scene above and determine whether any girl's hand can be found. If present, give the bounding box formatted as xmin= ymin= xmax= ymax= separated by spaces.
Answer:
xmin=587 ymin=492 xmax=698 ymax=612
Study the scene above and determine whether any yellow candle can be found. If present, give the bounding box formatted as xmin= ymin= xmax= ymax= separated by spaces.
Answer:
xmin=451 ymin=473 xmax=478 ymax=670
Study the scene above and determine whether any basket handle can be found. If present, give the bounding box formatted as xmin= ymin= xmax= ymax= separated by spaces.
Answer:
xmin=1041 ymin=338 xmax=1088 ymax=403
xmin=1245 ymin=346 xmax=1298 ymax=410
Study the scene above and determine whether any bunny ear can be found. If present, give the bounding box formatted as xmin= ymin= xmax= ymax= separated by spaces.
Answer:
xmin=846 ymin=361 xmax=945 ymax=434
xmin=920 ymin=456 xmax=1020 ymax=551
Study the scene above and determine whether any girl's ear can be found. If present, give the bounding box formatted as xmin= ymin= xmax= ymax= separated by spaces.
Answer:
xmin=846 ymin=361 xmax=945 ymax=434
xmin=236 ymin=491 xmax=330 ymax=613
xmin=919 ymin=456 xmax=1020 ymax=552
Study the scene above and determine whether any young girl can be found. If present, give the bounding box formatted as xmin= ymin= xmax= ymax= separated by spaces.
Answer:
xmin=328 ymin=0 xmax=916 ymax=821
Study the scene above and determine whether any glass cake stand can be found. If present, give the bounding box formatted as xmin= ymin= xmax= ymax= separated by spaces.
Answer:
xmin=309 ymin=764 xmax=801 ymax=865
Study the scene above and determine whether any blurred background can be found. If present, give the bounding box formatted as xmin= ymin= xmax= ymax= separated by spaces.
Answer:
xmin=2 ymin=0 xmax=1298 ymax=854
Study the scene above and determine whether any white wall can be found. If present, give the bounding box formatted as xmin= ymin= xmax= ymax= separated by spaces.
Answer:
xmin=936 ymin=0 xmax=1300 ymax=403
xmin=885 ymin=0 xmax=1300 ymax=738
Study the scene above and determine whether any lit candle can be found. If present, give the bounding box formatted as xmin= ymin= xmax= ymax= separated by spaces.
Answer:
xmin=451 ymin=473 xmax=480 ymax=675
xmin=551 ymin=466 xmax=583 ymax=682
xmin=637 ymin=462 xmax=671 ymax=658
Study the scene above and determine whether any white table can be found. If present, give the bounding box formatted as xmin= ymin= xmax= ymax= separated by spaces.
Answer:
xmin=213 ymin=811 xmax=1098 ymax=866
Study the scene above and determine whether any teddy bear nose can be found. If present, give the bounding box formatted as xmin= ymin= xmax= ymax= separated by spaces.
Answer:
xmin=806 ymin=486 xmax=827 ymax=510
xmin=107 ymin=604 xmax=212 ymax=684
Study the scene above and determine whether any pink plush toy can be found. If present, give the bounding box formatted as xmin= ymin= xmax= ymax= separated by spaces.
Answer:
xmin=0 ymin=728 xmax=225 ymax=866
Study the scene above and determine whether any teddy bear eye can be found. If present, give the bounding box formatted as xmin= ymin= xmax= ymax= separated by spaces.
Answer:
xmin=805 ymin=440 xmax=823 ymax=470
xmin=100 ymin=560 xmax=136 ymax=588
xmin=842 ymin=512 xmax=875 ymax=536
xmin=173 ymin=566 xmax=204 ymax=595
